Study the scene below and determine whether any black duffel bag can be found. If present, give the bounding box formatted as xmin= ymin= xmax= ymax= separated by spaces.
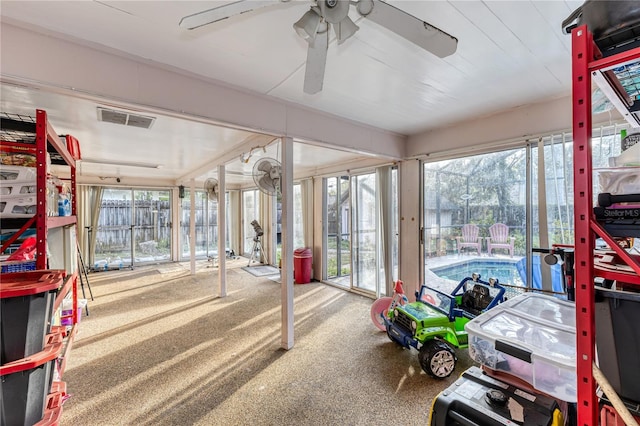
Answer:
xmin=562 ymin=0 xmax=640 ymax=51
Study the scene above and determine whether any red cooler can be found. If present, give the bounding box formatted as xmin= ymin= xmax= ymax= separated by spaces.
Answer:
xmin=293 ymin=248 xmax=312 ymax=284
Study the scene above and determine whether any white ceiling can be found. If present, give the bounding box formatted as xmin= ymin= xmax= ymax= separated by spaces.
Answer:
xmin=0 ymin=0 xmax=583 ymax=186
xmin=0 ymin=84 xmax=367 ymax=186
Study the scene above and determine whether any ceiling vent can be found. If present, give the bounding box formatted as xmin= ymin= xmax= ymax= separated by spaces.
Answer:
xmin=97 ymin=107 xmax=155 ymax=129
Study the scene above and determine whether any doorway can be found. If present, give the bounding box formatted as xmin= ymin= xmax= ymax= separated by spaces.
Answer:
xmin=93 ymin=187 xmax=171 ymax=269
xmin=324 ymin=176 xmax=351 ymax=286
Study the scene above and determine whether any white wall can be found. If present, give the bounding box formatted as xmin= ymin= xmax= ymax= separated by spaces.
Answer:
xmin=407 ymin=96 xmax=622 ymax=159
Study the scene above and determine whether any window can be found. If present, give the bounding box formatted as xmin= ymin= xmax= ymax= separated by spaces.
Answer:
xmin=242 ymin=189 xmax=261 ymax=255
xmin=422 ymin=123 xmax=629 ymax=295
xmin=94 ymin=188 xmax=171 ymax=268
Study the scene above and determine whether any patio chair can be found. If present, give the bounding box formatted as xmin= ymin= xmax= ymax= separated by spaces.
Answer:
xmin=487 ymin=223 xmax=515 ymax=257
xmin=455 ymin=224 xmax=482 ymax=256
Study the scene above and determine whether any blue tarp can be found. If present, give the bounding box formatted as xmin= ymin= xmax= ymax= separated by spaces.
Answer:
xmin=516 ymin=255 xmax=564 ymax=293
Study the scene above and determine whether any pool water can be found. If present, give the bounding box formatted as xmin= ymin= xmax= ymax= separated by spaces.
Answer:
xmin=430 ymin=259 xmax=524 ymax=286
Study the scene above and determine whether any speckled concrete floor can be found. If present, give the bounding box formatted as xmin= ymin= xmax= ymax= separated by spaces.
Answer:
xmin=60 ymin=259 xmax=474 ymax=426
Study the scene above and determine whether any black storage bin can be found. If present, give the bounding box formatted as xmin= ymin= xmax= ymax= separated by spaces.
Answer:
xmin=595 ymin=287 xmax=640 ymax=403
xmin=0 ymin=331 xmax=62 ymax=426
xmin=562 ymin=1 xmax=640 ymax=53
xmin=0 ymin=270 xmax=64 ymax=364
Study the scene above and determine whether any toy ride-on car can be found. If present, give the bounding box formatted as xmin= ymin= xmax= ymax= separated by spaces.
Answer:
xmin=384 ymin=275 xmax=506 ymax=379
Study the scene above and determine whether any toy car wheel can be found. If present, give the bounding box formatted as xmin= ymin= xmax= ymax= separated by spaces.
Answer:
xmin=370 ymin=297 xmax=393 ymax=331
xmin=418 ymin=340 xmax=457 ymax=378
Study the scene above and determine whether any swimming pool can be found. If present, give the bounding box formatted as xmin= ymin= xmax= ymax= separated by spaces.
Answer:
xmin=430 ymin=259 xmax=524 ymax=286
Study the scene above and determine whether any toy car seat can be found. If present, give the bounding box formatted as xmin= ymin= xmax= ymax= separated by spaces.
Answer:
xmin=462 ymin=284 xmax=494 ymax=315
xmin=472 ymin=284 xmax=493 ymax=311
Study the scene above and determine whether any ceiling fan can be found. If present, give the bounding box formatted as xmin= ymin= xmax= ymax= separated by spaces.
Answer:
xmin=204 ymin=177 xmax=220 ymax=201
xmin=179 ymin=0 xmax=458 ymax=94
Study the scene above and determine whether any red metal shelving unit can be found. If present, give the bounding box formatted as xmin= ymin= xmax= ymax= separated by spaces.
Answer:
xmin=34 ymin=109 xmax=77 ymax=269
xmin=1 ymin=109 xmax=81 ymax=424
xmin=571 ymin=25 xmax=640 ymax=426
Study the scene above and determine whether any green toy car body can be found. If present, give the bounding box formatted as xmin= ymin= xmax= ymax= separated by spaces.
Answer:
xmin=385 ymin=276 xmax=505 ymax=378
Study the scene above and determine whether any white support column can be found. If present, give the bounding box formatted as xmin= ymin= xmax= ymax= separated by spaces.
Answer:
xmin=399 ymin=159 xmax=421 ymax=294
xmin=172 ymin=187 xmax=181 ymax=262
xmin=189 ymin=178 xmax=196 ymax=275
xmin=537 ymin=139 xmax=552 ymax=291
xmin=313 ymin=177 xmax=324 ymax=281
xmin=262 ymin=191 xmax=274 ymax=265
xmin=281 ymin=136 xmax=294 ymax=350
xmin=218 ymin=165 xmax=227 ymax=297
xmin=229 ymin=191 xmax=241 ymax=256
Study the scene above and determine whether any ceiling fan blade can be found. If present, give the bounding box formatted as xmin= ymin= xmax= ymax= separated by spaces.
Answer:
xmin=357 ymin=0 xmax=457 ymax=58
xmin=303 ymin=30 xmax=329 ymax=95
xmin=259 ymin=175 xmax=277 ymax=193
xmin=334 ymin=16 xmax=359 ymax=44
xmin=179 ymin=0 xmax=282 ymax=30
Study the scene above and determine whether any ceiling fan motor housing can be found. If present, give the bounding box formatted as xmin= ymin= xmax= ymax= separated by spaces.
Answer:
xmin=320 ymin=0 xmax=349 ymax=24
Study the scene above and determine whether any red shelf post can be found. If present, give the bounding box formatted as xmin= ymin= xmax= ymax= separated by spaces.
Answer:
xmin=571 ymin=25 xmax=598 ymax=426
xmin=35 ymin=110 xmax=48 ymax=270
xmin=572 ymin=25 xmax=640 ymax=424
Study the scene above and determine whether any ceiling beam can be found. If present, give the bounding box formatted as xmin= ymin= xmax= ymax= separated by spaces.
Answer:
xmin=175 ymin=133 xmax=278 ymax=183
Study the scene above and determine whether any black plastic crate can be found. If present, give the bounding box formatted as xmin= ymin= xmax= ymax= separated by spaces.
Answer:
xmin=0 ymin=270 xmax=64 ymax=364
xmin=595 ymin=287 xmax=640 ymax=404
xmin=0 ymin=331 xmax=63 ymax=426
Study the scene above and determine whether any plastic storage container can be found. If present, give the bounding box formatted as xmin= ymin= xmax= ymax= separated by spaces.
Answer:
xmin=595 ymin=287 xmax=640 ymax=403
xmin=0 ymin=270 xmax=65 ymax=364
xmin=61 ymin=298 xmax=87 ymax=326
xmin=35 ymin=381 xmax=67 ymax=426
xmin=0 ymin=164 xmax=36 ymax=182
xmin=0 ymin=330 xmax=63 ymax=426
xmin=0 ymin=181 xmax=36 ymax=196
xmin=465 ymin=292 xmax=577 ymax=402
xmin=595 ymin=166 xmax=640 ymax=198
xmin=0 ymin=193 xmax=37 ymax=218
xmin=0 ymin=259 xmax=37 ymax=273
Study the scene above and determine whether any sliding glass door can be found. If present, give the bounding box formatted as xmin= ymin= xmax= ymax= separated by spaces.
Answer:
xmin=242 ymin=189 xmax=261 ymax=256
xmin=180 ymin=189 xmax=207 ymax=259
xmin=94 ymin=188 xmax=133 ymax=269
xmin=133 ymin=189 xmax=171 ymax=263
xmin=325 ymin=176 xmax=351 ymax=286
xmin=324 ymin=170 xmax=398 ymax=294
xmin=352 ymin=173 xmax=377 ymax=292
xmin=94 ymin=187 xmax=171 ymax=269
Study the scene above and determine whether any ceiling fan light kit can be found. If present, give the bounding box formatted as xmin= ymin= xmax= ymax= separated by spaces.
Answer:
xmin=179 ymin=0 xmax=458 ymax=94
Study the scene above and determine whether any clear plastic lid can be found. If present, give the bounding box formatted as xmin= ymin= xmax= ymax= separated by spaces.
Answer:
xmin=478 ymin=310 xmax=576 ymax=362
xmin=507 ymin=293 xmax=576 ymax=328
